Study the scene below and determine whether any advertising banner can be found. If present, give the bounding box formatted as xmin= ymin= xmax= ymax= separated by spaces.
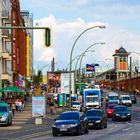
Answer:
xmin=86 ymin=64 xmax=95 ymax=72
xmin=61 ymin=73 xmax=74 ymax=94
xmin=47 ymin=72 xmax=75 ymax=95
xmin=32 ymin=96 xmax=46 ymax=118
xmin=47 ymin=72 xmax=61 ymax=93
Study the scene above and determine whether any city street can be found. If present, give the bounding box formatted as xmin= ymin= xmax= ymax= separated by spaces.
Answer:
xmin=0 ymin=96 xmax=140 ymax=140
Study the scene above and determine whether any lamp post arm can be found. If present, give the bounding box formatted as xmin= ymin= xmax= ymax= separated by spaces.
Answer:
xmin=69 ymin=25 xmax=106 ymax=110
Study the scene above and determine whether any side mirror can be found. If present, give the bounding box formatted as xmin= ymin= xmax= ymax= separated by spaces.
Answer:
xmin=54 ymin=118 xmax=57 ymax=121
xmin=9 ymin=110 xmax=12 ymax=114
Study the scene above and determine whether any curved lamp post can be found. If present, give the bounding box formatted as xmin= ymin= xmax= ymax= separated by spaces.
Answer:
xmin=78 ymin=42 xmax=105 ymax=83
xmin=69 ymin=25 xmax=106 ymax=110
xmin=98 ymin=60 xmax=112 ymax=90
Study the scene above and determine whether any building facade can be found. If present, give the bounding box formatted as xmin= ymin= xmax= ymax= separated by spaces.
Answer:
xmin=0 ymin=0 xmax=12 ymax=87
xmin=20 ymin=10 xmax=33 ymax=79
xmin=0 ymin=0 xmax=33 ymax=88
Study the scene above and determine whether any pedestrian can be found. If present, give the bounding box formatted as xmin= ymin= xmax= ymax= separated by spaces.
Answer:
xmin=49 ymin=100 xmax=54 ymax=115
xmin=11 ymin=103 xmax=16 ymax=116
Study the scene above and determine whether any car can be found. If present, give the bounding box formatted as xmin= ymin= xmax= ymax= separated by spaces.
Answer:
xmin=106 ymin=104 xmax=117 ymax=118
xmin=52 ymin=111 xmax=88 ymax=136
xmin=108 ymin=92 xmax=120 ymax=104
xmin=71 ymin=101 xmax=82 ymax=111
xmin=130 ymin=95 xmax=137 ymax=104
xmin=85 ymin=109 xmax=107 ymax=129
xmin=0 ymin=102 xmax=13 ymax=126
xmin=112 ymin=105 xmax=131 ymax=121
xmin=120 ymin=95 xmax=132 ymax=107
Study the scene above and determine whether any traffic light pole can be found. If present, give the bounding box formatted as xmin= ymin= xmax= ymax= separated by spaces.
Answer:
xmin=0 ymin=26 xmax=49 ymax=29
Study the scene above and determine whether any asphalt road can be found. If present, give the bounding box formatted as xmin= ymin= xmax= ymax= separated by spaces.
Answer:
xmin=0 ymin=95 xmax=140 ymax=140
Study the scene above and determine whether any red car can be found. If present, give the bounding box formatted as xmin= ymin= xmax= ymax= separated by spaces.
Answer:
xmin=106 ymin=104 xmax=117 ymax=118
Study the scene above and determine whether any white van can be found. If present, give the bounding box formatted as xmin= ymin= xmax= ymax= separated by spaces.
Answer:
xmin=120 ymin=95 xmax=132 ymax=107
xmin=108 ymin=92 xmax=120 ymax=104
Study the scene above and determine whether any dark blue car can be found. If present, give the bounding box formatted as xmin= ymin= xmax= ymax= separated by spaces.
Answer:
xmin=52 ymin=111 xmax=88 ymax=136
xmin=112 ymin=105 xmax=131 ymax=121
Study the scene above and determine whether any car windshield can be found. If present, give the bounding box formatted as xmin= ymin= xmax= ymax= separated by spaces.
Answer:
xmin=108 ymin=96 xmax=119 ymax=100
xmin=122 ymin=97 xmax=131 ymax=100
xmin=0 ymin=106 xmax=7 ymax=112
xmin=86 ymin=110 xmax=101 ymax=117
xmin=86 ymin=97 xmax=98 ymax=102
xmin=130 ymin=96 xmax=135 ymax=99
xmin=58 ymin=112 xmax=79 ymax=120
xmin=72 ymin=102 xmax=80 ymax=105
xmin=108 ymin=105 xmax=115 ymax=109
xmin=109 ymin=101 xmax=118 ymax=105
xmin=115 ymin=107 xmax=127 ymax=112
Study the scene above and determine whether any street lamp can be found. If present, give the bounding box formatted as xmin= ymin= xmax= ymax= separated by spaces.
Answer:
xmin=78 ymin=42 xmax=105 ymax=83
xmin=69 ymin=25 xmax=106 ymax=110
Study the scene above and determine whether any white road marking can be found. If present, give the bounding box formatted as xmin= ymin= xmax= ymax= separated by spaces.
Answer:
xmin=122 ymin=127 xmax=132 ymax=131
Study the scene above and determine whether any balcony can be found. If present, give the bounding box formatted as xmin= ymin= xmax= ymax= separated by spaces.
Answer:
xmin=2 ymin=30 xmax=11 ymax=38
xmin=1 ymin=73 xmax=12 ymax=81
xmin=1 ymin=52 xmax=10 ymax=59
xmin=2 ymin=10 xmax=10 ymax=19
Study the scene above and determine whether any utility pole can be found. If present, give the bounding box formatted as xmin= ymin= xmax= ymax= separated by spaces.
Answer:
xmin=129 ymin=57 xmax=132 ymax=93
xmin=51 ymin=57 xmax=55 ymax=72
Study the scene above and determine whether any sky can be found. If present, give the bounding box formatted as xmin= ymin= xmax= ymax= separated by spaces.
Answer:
xmin=20 ymin=0 xmax=140 ymax=73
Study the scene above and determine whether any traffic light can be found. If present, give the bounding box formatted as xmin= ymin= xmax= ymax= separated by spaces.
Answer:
xmin=45 ymin=28 xmax=51 ymax=47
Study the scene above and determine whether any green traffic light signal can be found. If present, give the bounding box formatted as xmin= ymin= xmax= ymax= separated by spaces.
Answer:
xmin=45 ymin=28 xmax=51 ymax=47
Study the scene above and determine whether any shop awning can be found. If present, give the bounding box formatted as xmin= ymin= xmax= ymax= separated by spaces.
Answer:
xmin=0 ymin=86 xmax=25 ymax=93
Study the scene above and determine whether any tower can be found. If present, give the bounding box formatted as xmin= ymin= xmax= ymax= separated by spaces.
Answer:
xmin=113 ymin=46 xmax=130 ymax=80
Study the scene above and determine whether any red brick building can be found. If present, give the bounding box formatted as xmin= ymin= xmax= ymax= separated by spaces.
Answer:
xmin=11 ymin=0 xmax=27 ymax=81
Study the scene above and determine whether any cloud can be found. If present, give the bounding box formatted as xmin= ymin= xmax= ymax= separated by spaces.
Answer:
xmin=33 ymin=15 xmax=140 ymax=72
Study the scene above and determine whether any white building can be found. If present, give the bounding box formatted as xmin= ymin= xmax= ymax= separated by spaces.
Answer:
xmin=0 ymin=0 xmax=12 ymax=87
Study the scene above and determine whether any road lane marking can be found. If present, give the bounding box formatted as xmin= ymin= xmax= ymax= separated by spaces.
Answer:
xmin=15 ymin=130 xmax=52 ymax=140
xmin=122 ymin=127 xmax=132 ymax=131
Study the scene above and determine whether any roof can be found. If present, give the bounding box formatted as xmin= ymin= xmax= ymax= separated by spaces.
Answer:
xmin=0 ymin=102 xmax=9 ymax=107
xmin=112 ymin=46 xmax=130 ymax=56
xmin=120 ymin=95 xmax=130 ymax=97
xmin=108 ymin=92 xmax=118 ymax=96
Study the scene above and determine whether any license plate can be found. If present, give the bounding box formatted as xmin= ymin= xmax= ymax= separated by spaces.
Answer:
xmin=59 ymin=128 xmax=67 ymax=131
xmin=89 ymin=123 xmax=93 ymax=126
xmin=121 ymin=116 xmax=126 ymax=118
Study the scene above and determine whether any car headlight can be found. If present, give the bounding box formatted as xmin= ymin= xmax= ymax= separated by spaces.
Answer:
xmin=116 ymin=114 xmax=120 ymax=116
xmin=53 ymin=124 xmax=57 ymax=127
xmin=96 ymin=120 xmax=101 ymax=123
xmin=1 ymin=113 xmax=8 ymax=121
xmin=70 ymin=123 xmax=78 ymax=127
xmin=127 ymin=113 xmax=131 ymax=116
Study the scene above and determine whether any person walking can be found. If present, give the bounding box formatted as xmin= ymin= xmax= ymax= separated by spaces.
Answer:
xmin=49 ymin=100 xmax=54 ymax=115
xmin=11 ymin=103 xmax=16 ymax=116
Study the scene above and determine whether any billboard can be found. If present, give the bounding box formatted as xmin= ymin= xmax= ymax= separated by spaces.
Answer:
xmin=86 ymin=64 xmax=95 ymax=72
xmin=47 ymin=72 xmax=75 ymax=94
xmin=47 ymin=72 xmax=61 ymax=93
xmin=32 ymin=96 xmax=46 ymax=118
xmin=61 ymin=73 xmax=74 ymax=94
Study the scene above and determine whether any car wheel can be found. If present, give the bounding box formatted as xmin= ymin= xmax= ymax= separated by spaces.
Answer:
xmin=52 ymin=132 xmax=57 ymax=136
xmin=128 ymin=118 xmax=131 ymax=121
xmin=104 ymin=122 xmax=107 ymax=128
xmin=100 ymin=123 xmax=104 ymax=129
xmin=85 ymin=127 xmax=89 ymax=134
xmin=9 ymin=121 xmax=12 ymax=126
xmin=76 ymin=127 xmax=81 ymax=135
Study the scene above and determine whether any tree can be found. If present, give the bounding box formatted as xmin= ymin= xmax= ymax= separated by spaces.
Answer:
xmin=33 ymin=70 xmax=43 ymax=86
